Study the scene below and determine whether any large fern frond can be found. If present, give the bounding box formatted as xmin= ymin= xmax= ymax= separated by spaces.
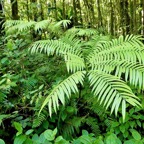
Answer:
xmin=88 ymin=70 xmax=141 ymax=121
xmin=61 ymin=32 xmax=82 ymax=47
xmin=88 ymin=36 xmax=144 ymax=64
xmin=5 ymin=19 xmax=54 ymax=34
xmin=68 ymin=28 xmax=98 ymax=37
xmin=84 ymin=35 xmax=110 ymax=50
xmin=39 ymin=71 xmax=86 ymax=116
xmin=94 ymin=35 xmax=143 ymax=53
xmin=34 ymin=20 xmax=51 ymax=31
xmin=4 ymin=20 xmax=24 ymax=29
xmin=89 ymin=60 xmax=144 ymax=87
xmin=29 ymin=39 xmax=81 ymax=56
xmin=88 ymin=35 xmax=144 ymax=89
xmin=114 ymin=61 xmax=144 ymax=89
xmin=6 ymin=21 xmax=36 ymax=34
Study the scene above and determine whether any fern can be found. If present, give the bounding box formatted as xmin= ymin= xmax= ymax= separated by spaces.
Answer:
xmin=88 ymin=35 xmax=144 ymax=91
xmin=88 ymin=100 xmax=105 ymax=117
xmin=4 ymin=20 xmax=24 ymax=28
xmin=88 ymin=35 xmax=143 ymax=59
xmin=5 ymin=19 xmax=69 ymax=37
xmin=67 ymin=27 xmax=98 ymax=37
xmin=34 ymin=20 xmax=51 ymax=32
xmin=62 ymin=117 xmax=82 ymax=139
xmin=39 ymin=71 xmax=86 ymax=116
xmin=5 ymin=21 xmax=36 ymax=34
xmin=64 ymin=53 xmax=85 ymax=73
xmin=84 ymin=117 xmax=101 ymax=136
xmin=30 ymin=39 xmax=81 ymax=56
xmin=88 ymin=70 xmax=140 ymax=120
xmin=27 ymin=27 xmax=144 ymax=120
xmin=32 ymin=113 xmax=46 ymax=128
xmin=54 ymin=20 xmax=71 ymax=29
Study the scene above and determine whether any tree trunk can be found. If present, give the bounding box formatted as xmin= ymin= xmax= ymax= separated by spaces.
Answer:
xmin=130 ymin=0 xmax=134 ymax=33
xmin=0 ymin=0 xmax=4 ymax=35
xmin=53 ymin=0 xmax=57 ymax=20
xmin=11 ymin=0 xmax=19 ymax=20
xmin=125 ymin=0 xmax=130 ymax=34
xmin=110 ymin=0 xmax=114 ymax=35
xmin=30 ymin=0 xmax=37 ymax=21
xmin=83 ymin=0 xmax=95 ymax=27
xmin=88 ymin=0 xmax=95 ymax=27
xmin=76 ymin=0 xmax=83 ymax=26
xmin=62 ymin=0 xmax=66 ymax=19
xmin=120 ymin=0 xmax=130 ymax=35
xmin=39 ymin=0 xmax=44 ymax=20
xmin=97 ymin=0 xmax=103 ymax=27
xmin=26 ymin=0 xmax=30 ymax=21
xmin=73 ymin=0 xmax=78 ymax=25
xmin=83 ymin=0 xmax=90 ymax=26
xmin=141 ymin=0 xmax=144 ymax=35
xmin=133 ymin=0 xmax=137 ymax=34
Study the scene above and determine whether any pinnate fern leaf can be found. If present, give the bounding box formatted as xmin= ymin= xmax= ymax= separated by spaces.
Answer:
xmin=64 ymin=53 xmax=85 ymax=73
xmin=88 ymin=35 xmax=144 ymax=90
xmin=32 ymin=113 xmax=46 ymax=128
xmin=5 ymin=19 xmax=53 ymax=34
xmin=96 ymin=35 xmax=143 ymax=52
xmin=88 ymin=70 xmax=141 ymax=121
xmin=68 ymin=28 xmax=98 ymax=36
xmin=54 ymin=20 xmax=71 ymax=29
xmin=29 ymin=40 xmax=81 ymax=56
xmin=115 ymin=61 xmax=144 ymax=89
xmin=88 ymin=35 xmax=144 ymax=64
xmin=62 ymin=117 xmax=82 ymax=139
xmin=84 ymin=117 xmax=101 ymax=136
xmin=34 ymin=20 xmax=51 ymax=31
xmin=39 ymin=71 xmax=86 ymax=116
xmin=89 ymin=60 xmax=144 ymax=89
xmin=6 ymin=21 xmax=36 ymax=34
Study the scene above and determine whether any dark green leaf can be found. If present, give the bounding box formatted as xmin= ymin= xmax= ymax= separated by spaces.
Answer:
xmin=0 ymin=139 xmax=5 ymax=144
xmin=130 ymin=129 xmax=141 ymax=140
xmin=14 ymin=135 xmax=27 ymax=144
xmin=13 ymin=122 xmax=23 ymax=136
xmin=25 ymin=129 xmax=34 ymax=135
xmin=44 ymin=130 xmax=55 ymax=141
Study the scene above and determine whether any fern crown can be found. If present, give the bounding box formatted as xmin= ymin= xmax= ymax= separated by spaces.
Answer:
xmin=32 ymin=32 xmax=144 ymax=121
xmin=6 ymin=20 xmax=144 ymax=121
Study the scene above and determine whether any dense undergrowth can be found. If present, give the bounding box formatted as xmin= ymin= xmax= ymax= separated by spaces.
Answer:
xmin=0 ymin=19 xmax=144 ymax=144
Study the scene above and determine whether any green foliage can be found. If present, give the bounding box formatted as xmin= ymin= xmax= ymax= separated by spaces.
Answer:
xmin=0 ymin=139 xmax=5 ymax=144
xmin=14 ymin=127 xmax=143 ymax=144
xmin=4 ymin=19 xmax=71 ymax=39
xmin=1 ymin=19 xmax=144 ymax=143
xmin=32 ymin=113 xmax=46 ymax=128
xmin=28 ymin=30 xmax=143 ymax=121
xmin=108 ymin=106 xmax=144 ymax=142
xmin=39 ymin=71 xmax=86 ymax=116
